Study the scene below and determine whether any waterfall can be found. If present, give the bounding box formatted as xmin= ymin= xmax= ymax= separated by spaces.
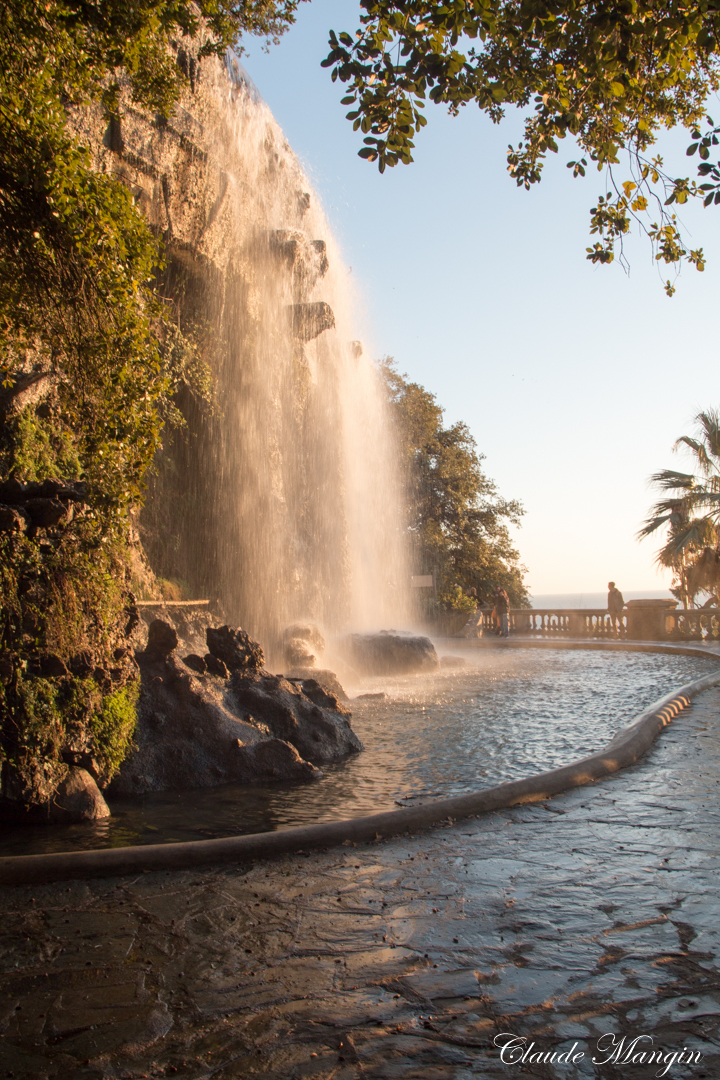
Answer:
xmin=136 ymin=53 xmax=411 ymax=660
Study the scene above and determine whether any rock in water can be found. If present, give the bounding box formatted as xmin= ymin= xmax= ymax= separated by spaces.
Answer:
xmin=50 ymin=768 xmax=111 ymax=822
xmin=0 ymin=767 xmax=110 ymax=823
xmin=111 ymin=627 xmax=362 ymax=796
xmin=230 ymin=670 xmax=361 ymax=764
xmin=234 ymin=739 xmax=321 ymax=782
xmin=344 ymin=632 xmax=439 ymax=676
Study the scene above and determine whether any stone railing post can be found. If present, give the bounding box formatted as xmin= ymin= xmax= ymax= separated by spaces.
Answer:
xmin=625 ymin=600 xmax=678 ymax=641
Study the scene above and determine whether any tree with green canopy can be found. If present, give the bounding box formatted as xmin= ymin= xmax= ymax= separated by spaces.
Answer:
xmin=324 ymin=0 xmax=720 ymax=293
xmin=639 ymin=410 xmax=720 ymax=607
xmin=378 ymin=359 xmax=529 ymax=614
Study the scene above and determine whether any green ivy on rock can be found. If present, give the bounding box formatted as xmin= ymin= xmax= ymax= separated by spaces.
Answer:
xmin=0 ymin=0 xmax=303 ymax=808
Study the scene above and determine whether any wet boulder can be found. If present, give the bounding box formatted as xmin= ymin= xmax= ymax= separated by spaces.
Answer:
xmin=283 ymin=668 xmax=348 ymax=701
xmin=283 ymin=622 xmax=325 ymax=669
xmin=206 ymin=625 xmax=264 ymax=672
xmin=229 ymin=670 xmax=361 ymax=763
xmin=0 ymin=767 xmax=110 ymax=824
xmin=234 ymin=738 xmax=321 ymax=782
xmin=49 ymin=767 xmax=111 ymax=822
xmin=111 ymin=654 xmax=283 ymax=795
xmin=111 ymin=646 xmax=359 ymax=796
xmin=144 ymin=619 xmax=179 ymax=661
xmin=344 ymin=632 xmax=439 ymax=676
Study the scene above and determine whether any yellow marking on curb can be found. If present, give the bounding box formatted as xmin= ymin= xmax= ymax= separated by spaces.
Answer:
xmin=604 ymin=914 xmax=668 ymax=935
xmin=513 ymin=791 xmax=551 ymax=805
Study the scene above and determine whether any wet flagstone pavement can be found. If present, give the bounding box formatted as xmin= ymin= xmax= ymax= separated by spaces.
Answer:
xmin=2 ymin=687 xmax=720 ymax=1079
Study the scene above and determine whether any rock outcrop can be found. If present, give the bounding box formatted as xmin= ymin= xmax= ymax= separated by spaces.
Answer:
xmin=230 ymin=670 xmax=358 ymax=764
xmin=110 ymin=622 xmax=361 ymax=797
xmin=50 ymin=768 xmax=111 ymax=822
xmin=283 ymin=622 xmax=325 ymax=668
xmin=134 ymin=603 xmax=221 ymax=658
xmin=283 ymin=668 xmax=348 ymax=701
xmin=290 ymin=301 xmax=336 ymax=342
xmin=0 ymin=767 xmax=110 ymax=824
xmin=344 ymin=632 xmax=440 ymax=676
xmin=206 ymin=624 xmax=265 ymax=672
xmin=0 ymin=478 xmax=87 ymax=535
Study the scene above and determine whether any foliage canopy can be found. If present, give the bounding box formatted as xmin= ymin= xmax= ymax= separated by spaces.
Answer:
xmin=378 ymin=359 xmax=528 ymax=612
xmin=325 ymin=0 xmax=720 ymax=291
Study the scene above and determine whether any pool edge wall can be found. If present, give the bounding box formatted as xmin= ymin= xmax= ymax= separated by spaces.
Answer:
xmin=2 ymin=642 xmax=720 ymax=887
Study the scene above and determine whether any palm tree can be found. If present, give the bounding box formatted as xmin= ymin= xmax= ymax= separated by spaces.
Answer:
xmin=638 ymin=410 xmax=720 ymax=607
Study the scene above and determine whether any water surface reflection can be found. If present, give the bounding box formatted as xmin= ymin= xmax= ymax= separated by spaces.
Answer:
xmin=1 ymin=647 xmax=713 ymax=855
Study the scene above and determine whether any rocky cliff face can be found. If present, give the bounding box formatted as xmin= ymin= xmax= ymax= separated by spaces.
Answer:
xmin=70 ymin=46 xmax=409 ymax=660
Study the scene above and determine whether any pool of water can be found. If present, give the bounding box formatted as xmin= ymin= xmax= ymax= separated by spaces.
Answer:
xmin=1 ymin=646 xmax=715 ymax=855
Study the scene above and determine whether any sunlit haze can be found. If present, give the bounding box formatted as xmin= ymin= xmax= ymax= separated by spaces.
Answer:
xmin=241 ymin=0 xmax=720 ymax=599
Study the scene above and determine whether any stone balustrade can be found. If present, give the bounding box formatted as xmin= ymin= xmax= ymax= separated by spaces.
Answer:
xmin=472 ymin=605 xmax=720 ymax=642
xmin=507 ymin=609 xmax=628 ymax=638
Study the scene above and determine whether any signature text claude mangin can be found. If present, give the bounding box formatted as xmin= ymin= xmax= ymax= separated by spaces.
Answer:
xmin=494 ymin=1032 xmax=703 ymax=1076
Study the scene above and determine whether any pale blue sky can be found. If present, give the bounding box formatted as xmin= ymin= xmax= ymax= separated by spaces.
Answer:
xmin=242 ymin=0 xmax=720 ymax=596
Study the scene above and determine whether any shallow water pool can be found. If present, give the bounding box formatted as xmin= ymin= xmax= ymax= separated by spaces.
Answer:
xmin=1 ymin=646 xmax=716 ymax=855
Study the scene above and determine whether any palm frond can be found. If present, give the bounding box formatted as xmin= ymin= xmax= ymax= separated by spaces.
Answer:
xmin=673 ymin=436 xmax=712 ymax=472
xmin=655 ymin=518 xmax=717 ymax=563
xmin=695 ymin=409 xmax=720 ymax=461
xmin=647 ymin=468 xmax=696 ymax=491
xmin=637 ymin=513 xmax=674 ymax=540
xmin=642 ymin=410 xmax=720 ymax=601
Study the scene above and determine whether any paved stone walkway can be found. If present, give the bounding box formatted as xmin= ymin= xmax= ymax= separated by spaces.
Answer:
xmin=2 ymin=688 xmax=720 ymax=1079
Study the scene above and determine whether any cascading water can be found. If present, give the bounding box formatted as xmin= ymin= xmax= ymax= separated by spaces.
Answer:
xmin=138 ymin=54 xmax=411 ymax=659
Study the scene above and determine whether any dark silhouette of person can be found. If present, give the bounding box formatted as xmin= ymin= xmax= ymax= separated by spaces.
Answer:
xmin=607 ymin=581 xmax=625 ymax=632
xmin=494 ymin=587 xmax=510 ymax=637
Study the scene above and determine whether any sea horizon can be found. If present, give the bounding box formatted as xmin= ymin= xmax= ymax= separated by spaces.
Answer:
xmin=529 ymin=589 xmax=674 ymax=610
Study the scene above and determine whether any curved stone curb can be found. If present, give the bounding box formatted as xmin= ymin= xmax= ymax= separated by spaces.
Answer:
xmin=2 ymin=667 xmax=720 ymax=888
xmin=440 ymin=636 xmax=720 ymax=662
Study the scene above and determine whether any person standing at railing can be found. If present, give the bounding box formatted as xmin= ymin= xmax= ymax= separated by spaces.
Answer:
xmin=607 ymin=581 xmax=625 ymax=633
xmin=494 ymin=587 xmax=510 ymax=637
